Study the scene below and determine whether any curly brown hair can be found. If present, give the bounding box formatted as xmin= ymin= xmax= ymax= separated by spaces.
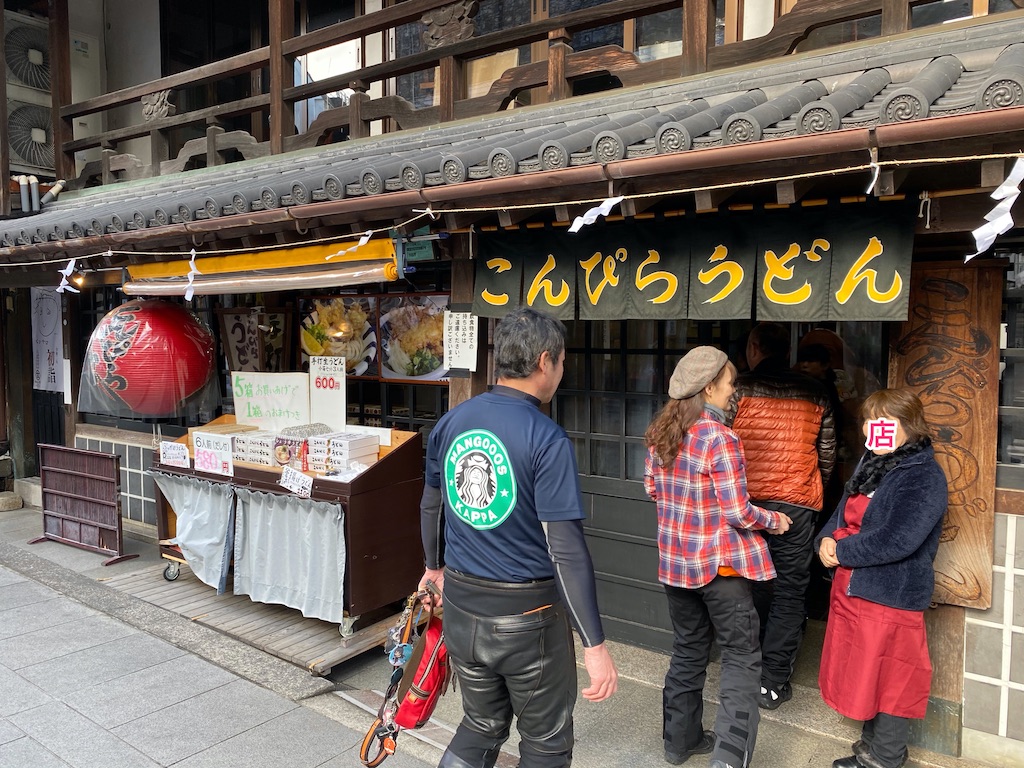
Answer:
xmin=860 ymin=388 xmax=931 ymax=443
xmin=645 ymin=360 xmax=735 ymax=466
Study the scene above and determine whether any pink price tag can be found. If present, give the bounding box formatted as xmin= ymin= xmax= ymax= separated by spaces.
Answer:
xmin=864 ymin=418 xmax=899 ymax=452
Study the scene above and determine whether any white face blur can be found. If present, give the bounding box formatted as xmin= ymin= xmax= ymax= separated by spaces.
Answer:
xmin=704 ymin=365 xmax=735 ymax=412
xmin=862 ymin=415 xmax=908 ymax=455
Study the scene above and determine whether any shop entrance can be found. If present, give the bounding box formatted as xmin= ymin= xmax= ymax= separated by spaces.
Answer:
xmin=558 ymin=319 xmax=889 ymax=676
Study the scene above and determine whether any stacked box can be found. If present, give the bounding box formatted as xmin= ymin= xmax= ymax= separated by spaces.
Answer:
xmin=245 ymin=431 xmax=277 ymax=466
xmin=306 ymin=431 xmax=380 ymax=474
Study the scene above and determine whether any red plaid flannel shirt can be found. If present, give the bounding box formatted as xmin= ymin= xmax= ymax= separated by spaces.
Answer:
xmin=644 ymin=411 xmax=781 ymax=588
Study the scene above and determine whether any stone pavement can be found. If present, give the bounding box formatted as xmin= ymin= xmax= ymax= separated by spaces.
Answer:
xmin=0 ymin=504 xmax=1003 ymax=768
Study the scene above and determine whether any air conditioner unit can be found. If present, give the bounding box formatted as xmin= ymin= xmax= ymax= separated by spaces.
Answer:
xmin=4 ymin=11 xmax=103 ymax=178
xmin=4 ymin=11 xmax=50 ymax=93
xmin=7 ymin=98 xmax=54 ymax=177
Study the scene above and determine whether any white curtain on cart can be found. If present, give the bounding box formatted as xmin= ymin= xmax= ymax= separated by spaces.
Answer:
xmin=233 ymin=487 xmax=347 ymax=623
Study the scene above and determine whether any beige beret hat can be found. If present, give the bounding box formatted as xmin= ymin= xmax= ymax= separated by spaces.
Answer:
xmin=668 ymin=346 xmax=729 ymax=399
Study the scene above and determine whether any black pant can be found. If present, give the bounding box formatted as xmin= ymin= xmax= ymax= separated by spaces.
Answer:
xmin=664 ymin=577 xmax=762 ymax=768
xmin=751 ymin=502 xmax=816 ymax=686
xmin=439 ymin=569 xmax=576 ymax=768
xmin=862 ymin=712 xmax=910 ymax=768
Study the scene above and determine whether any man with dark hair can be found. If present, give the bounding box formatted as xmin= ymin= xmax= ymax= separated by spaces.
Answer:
xmin=728 ymin=322 xmax=836 ymax=711
xmin=418 ymin=306 xmax=618 ymax=768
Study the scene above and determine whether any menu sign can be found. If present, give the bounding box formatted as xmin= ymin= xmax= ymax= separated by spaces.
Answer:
xmin=232 ymin=372 xmax=310 ymax=431
xmin=192 ymin=432 xmax=234 ymax=476
xmin=279 ymin=465 xmax=313 ymax=498
xmin=159 ymin=441 xmax=190 ymax=469
xmin=309 ymin=356 xmax=347 ymax=431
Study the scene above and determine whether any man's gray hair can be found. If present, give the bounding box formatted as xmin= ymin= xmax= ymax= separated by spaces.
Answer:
xmin=494 ymin=307 xmax=566 ymax=380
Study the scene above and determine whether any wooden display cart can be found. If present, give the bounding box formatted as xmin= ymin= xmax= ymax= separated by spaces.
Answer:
xmin=150 ymin=428 xmax=424 ymax=667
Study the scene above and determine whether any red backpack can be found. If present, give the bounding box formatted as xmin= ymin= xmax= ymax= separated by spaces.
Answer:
xmin=360 ymin=583 xmax=453 ymax=766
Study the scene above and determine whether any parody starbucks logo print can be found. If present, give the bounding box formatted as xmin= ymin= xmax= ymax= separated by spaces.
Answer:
xmin=444 ymin=429 xmax=517 ymax=530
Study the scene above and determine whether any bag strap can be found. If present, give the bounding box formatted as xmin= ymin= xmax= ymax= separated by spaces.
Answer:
xmin=358 ymin=582 xmax=440 ymax=767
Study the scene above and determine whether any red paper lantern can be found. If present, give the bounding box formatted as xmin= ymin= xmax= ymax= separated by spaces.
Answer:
xmin=84 ymin=300 xmax=215 ymax=416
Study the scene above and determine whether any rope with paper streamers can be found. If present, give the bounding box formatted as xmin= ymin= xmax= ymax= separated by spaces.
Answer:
xmin=2 ymin=149 xmax=1017 ymax=283
xmin=966 ymin=156 xmax=1024 ymax=262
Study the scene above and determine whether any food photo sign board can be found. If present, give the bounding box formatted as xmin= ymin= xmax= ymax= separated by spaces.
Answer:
xmin=300 ymin=297 xmax=379 ymax=378
xmin=379 ymin=294 xmax=449 ymax=383
xmin=297 ymin=293 xmax=451 ymax=385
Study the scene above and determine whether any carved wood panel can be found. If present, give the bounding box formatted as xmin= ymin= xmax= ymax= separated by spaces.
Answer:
xmin=889 ymin=262 xmax=1001 ymax=609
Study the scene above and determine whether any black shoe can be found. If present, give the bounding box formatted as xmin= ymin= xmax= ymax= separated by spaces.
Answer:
xmin=664 ymin=730 xmax=714 ymax=765
xmin=832 ymin=757 xmax=860 ymax=768
xmin=758 ymin=681 xmax=792 ymax=710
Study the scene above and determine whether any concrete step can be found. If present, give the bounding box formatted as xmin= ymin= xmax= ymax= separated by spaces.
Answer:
xmin=13 ymin=476 xmax=41 ymax=508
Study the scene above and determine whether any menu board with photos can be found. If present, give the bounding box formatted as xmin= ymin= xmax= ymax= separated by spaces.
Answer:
xmin=378 ymin=294 xmax=450 ymax=383
xmin=299 ymin=296 xmax=379 ymax=378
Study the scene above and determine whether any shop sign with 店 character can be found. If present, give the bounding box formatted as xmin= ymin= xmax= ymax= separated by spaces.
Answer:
xmin=473 ymin=206 xmax=914 ymax=322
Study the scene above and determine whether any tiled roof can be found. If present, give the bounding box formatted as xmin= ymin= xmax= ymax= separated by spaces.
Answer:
xmin=2 ymin=18 xmax=1024 ymax=256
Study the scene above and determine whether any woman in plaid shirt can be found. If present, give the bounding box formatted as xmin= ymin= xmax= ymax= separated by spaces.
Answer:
xmin=644 ymin=346 xmax=791 ymax=768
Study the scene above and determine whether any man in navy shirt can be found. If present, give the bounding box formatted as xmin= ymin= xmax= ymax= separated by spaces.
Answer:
xmin=419 ymin=307 xmax=618 ymax=768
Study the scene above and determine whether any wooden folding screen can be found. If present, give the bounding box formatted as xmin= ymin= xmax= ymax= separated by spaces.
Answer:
xmin=30 ymin=444 xmax=138 ymax=565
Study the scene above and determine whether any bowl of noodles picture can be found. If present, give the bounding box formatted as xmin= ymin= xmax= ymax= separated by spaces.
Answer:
xmin=380 ymin=296 xmax=447 ymax=380
xmin=300 ymin=298 xmax=377 ymax=376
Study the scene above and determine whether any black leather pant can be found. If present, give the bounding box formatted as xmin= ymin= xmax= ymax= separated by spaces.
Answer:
xmin=439 ymin=569 xmax=577 ymax=768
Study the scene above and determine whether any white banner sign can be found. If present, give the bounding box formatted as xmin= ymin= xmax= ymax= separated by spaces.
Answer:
xmin=232 ymin=372 xmax=310 ymax=431
xmin=192 ymin=432 xmax=234 ymax=476
xmin=30 ymin=287 xmax=64 ymax=393
xmin=309 ymin=356 xmax=347 ymax=431
xmin=279 ymin=465 xmax=314 ymax=498
xmin=159 ymin=441 xmax=191 ymax=468
xmin=443 ymin=311 xmax=478 ymax=371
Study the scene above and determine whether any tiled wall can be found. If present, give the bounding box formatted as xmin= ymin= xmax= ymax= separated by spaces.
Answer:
xmin=73 ymin=436 xmax=157 ymax=527
xmin=964 ymin=513 xmax=1024 ymax=741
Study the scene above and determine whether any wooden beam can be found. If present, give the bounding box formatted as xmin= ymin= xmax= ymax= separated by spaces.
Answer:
xmin=497 ymin=208 xmax=534 ymax=228
xmin=438 ymin=56 xmax=463 ymax=123
xmin=695 ymin=189 xmax=732 ymax=211
xmin=443 ymin=212 xmax=488 ymax=231
xmin=620 ymin=198 xmax=657 ymax=218
xmin=876 ymin=169 xmax=909 ymax=196
xmin=981 ymin=158 xmax=1007 ymax=188
xmin=776 ymin=179 xmax=814 ymax=205
xmin=269 ymin=0 xmax=296 ymax=156
xmin=49 ymin=0 xmax=75 ymax=181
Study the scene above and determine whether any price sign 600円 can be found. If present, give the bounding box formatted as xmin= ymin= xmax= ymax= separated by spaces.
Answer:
xmin=309 ymin=356 xmax=347 ymax=431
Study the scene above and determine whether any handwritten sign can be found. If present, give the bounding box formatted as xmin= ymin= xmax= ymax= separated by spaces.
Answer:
xmin=444 ymin=311 xmax=478 ymax=371
xmin=159 ymin=440 xmax=190 ymax=468
xmin=309 ymin=356 xmax=347 ymax=431
xmin=279 ymin=465 xmax=313 ymax=498
xmin=232 ymin=372 xmax=310 ymax=431
xmin=192 ymin=432 xmax=234 ymax=477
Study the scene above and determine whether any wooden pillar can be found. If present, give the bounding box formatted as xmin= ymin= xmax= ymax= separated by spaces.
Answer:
xmin=438 ymin=56 xmax=463 ymax=123
xmin=449 ymin=232 xmax=489 ymax=408
xmin=881 ymin=0 xmax=910 ymax=36
xmin=269 ymin=0 xmax=296 ymax=156
xmin=681 ymin=0 xmax=713 ymax=76
xmin=206 ymin=124 xmax=226 ymax=168
xmin=61 ymin=291 xmax=80 ymax=447
xmin=48 ymin=0 xmax=75 ymax=182
xmin=888 ymin=260 xmax=1004 ymax=755
xmin=547 ymin=28 xmax=572 ymax=103
xmin=0 ymin=10 xmax=10 ymax=217
xmin=348 ymin=80 xmax=370 ymax=140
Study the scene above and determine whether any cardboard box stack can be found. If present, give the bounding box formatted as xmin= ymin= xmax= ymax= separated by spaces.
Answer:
xmin=307 ymin=431 xmax=380 ymax=474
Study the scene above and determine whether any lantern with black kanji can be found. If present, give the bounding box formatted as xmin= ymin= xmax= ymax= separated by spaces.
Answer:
xmin=79 ymin=300 xmax=216 ymax=417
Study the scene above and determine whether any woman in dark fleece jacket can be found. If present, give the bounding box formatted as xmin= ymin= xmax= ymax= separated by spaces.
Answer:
xmin=815 ymin=388 xmax=948 ymax=768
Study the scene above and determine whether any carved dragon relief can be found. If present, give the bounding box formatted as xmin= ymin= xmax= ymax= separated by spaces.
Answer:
xmin=421 ymin=0 xmax=479 ymax=49
xmin=141 ymin=90 xmax=176 ymax=121
xmin=893 ymin=276 xmax=993 ymax=606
